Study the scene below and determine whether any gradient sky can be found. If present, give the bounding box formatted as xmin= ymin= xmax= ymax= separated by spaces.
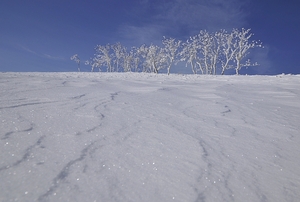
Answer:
xmin=1 ymin=0 xmax=299 ymax=74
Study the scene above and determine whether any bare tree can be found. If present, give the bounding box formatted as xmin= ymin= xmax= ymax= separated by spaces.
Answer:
xmin=96 ymin=44 xmax=113 ymax=72
xmin=210 ymin=31 xmax=224 ymax=75
xmin=194 ymin=30 xmax=224 ymax=75
xmin=198 ymin=30 xmax=214 ymax=74
xmin=130 ymin=46 xmax=142 ymax=72
xmin=112 ymin=42 xmax=124 ymax=72
xmin=70 ymin=54 xmax=80 ymax=72
xmin=83 ymin=28 xmax=263 ymax=75
xmin=162 ymin=37 xmax=182 ymax=75
xmin=220 ymin=30 xmax=237 ymax=75
xmin=232 ymin=28 xmax=263 ymax=75
xmin=142 ymin=44 xmax=166 ymax=74
xmin=122 ymin=48 xmax=133 ymax=72
xmin=180 ymin=36 xmax=201 ymax=74
xmin=85 ymin=57 xmax=101 ymax=72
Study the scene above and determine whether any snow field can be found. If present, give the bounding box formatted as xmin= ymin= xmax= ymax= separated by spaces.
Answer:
xmin=0 ymin=72 xmax=300 ymax=201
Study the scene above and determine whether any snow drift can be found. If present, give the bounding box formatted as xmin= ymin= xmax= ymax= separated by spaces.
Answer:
xmin=0 ymin=72 xmax=300 ymax=202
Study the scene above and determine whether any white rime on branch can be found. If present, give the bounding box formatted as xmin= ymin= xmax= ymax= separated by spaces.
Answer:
xmin=162 ymin=36 xmax=182 ymax=75
xmin=81 ymin=28 xmax=263 ymax=75
xmin=232 ymin=28 xmax=263 ymax=75
xmin=70 ymin=54 xmax=80 ymax=72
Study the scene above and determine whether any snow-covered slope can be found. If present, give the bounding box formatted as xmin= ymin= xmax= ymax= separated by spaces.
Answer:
xmin=1 ymin=72 xmax=300 ymax=202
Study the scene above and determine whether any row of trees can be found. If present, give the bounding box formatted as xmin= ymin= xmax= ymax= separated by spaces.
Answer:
xmin=71 ymin=28 xmax=263 ymax=75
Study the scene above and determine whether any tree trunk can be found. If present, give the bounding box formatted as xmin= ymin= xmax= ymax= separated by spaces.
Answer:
xmin=235 ymin=59 xmax=240 ymax=75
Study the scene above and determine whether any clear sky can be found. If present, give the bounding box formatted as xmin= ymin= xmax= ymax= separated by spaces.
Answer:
xmin=1 ymin=0 xmax=299 ymax=74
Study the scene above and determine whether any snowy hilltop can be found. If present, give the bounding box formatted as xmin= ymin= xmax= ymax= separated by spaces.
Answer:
xmin=1 ymin=72 xmax=300 ymax=201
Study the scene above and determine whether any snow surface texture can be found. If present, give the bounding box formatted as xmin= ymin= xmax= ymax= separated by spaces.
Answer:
xmin=1 ymin=72 xmax=300 ymax=202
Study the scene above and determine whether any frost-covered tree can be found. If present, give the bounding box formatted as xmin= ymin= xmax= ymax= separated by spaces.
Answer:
xmin=219 ymin=30 xmax=237 ymax=75
xmin=232 ymin=28 xmax=262 ymax=75
xmin=209 ymin=31 xmax=224 ymax=75
xmin=112 ymin=42 xmax=124 ymax=72
xmin=186 ymin=29 xmax=262 ymax=75
xmin=130 ymin=46 xmax=142 ymax=72
xmin=144 ymin=44 xmax=166 ymax=73
xmin=191 ymin=30 xmax=227 ymax=75
xmin=137 ymin=44 xmax=165 ymax=73
xmin=83 ymin=28 xmax=262 ymax=75
xmin=96 ymin=44 xmax=113 ymax=72
xmin=85 ymin=58 xmax=101 ymax=72
xmin=85 ymin=44 xmax=113 ymax=72
xmin=162 ymin=37 xmax=182 ymax=75
xmin=198 ymin=30 xmax=214 ymax=74
xmin=134 ymin=44 xmax=147 ymax=72
xmin=180 ymin=36 xmax=201 ymax=74
xmin=180 ymin=31 xmax=222 ymax=75
xmin=70 ymin=54 xmax=80 ymax=72
xmin=121 ymin=48 xmax=133 ymax=72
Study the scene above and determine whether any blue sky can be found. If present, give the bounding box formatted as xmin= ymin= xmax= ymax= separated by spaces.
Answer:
xmin=1 ymin=0 xmax=299 ymax=74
